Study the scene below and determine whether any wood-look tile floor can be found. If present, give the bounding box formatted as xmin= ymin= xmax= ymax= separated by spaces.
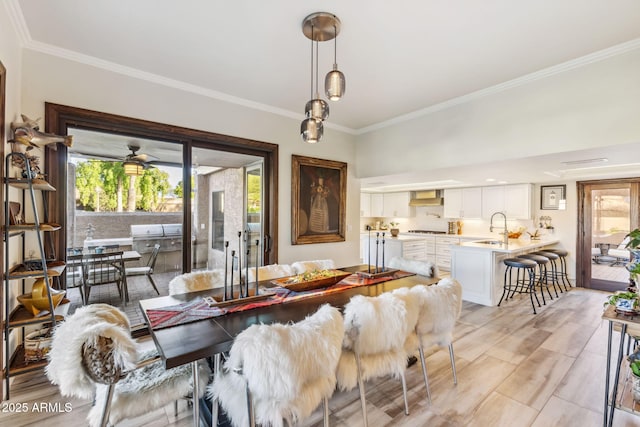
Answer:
xmin=3 ymin=287 xmax=640 ymax=426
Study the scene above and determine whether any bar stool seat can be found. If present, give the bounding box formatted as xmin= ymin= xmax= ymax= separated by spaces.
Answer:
xmin=500 ymin=258 xmax=540 ymax=314
xmin=542 ymin=248 xmax=571 ymax=291
xmin=518 ymin=253 xmax=555 ymax=303
xmin=533 ymin=250 xmax=563 ymax=295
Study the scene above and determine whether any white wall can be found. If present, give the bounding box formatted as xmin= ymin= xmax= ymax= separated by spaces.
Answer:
xmin=18 ymin=49 xmax=361 ymax=268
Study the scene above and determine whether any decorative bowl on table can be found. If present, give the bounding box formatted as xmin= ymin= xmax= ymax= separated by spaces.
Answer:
xmin=271 ymin=269 xmax=351 ymax=292
xmin=17 ymin=277 xmax=66 ymax=316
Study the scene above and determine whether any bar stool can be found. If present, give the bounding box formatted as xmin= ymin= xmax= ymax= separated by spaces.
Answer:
xmin=500 ymin=258 xmax=540 ymax=314
xmin=518 ymin=253 xmax=555 ymax=304
xmin=532 ymin=250 xmax=563 ymax=295
xmin=542 ymin=248 xmax=571 ymax=291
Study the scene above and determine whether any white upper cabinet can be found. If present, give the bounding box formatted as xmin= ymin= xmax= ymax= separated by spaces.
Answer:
xmin=360 ymin=192 xmax=371 ymax=217
xmin=382 ymin=192 xmax=414 ymax=217
xmin=370 ymin=193 xmax=384 ymax=217
xmin=444 ymin=188 xmax=482 ymax=218
xmin=481 ymin=184 xmax=532 ymax=219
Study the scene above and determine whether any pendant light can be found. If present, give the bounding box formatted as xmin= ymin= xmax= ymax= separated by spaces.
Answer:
xmin=300 ymin=12 xmax=344 ymax=143
xmin=325 ymin=23 xmax=345 ymax=101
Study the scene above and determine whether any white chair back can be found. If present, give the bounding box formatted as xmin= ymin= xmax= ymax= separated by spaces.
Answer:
xmin=409 ymin=277 xmax=462 ymax=347
xmin=388 ymin=256 xmax=437 ymax=277
xmin=246 ymin=264 xmax=294 ymax=282
xmin=291 ymin=259 xmax=336 ymax=274
xmin=168 ymin=269 xmax=228 ymax=295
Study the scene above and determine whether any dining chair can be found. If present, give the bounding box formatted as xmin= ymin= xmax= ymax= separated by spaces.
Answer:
xmin=291 ymin=259 xmax=336 ymax=274
xmin=168 ymin=269 xmax=229 ymax=295
xmin=246 ymin=263 xmax=294 ymax=283
xmin=125 ymin=243 xmax=160 ymax=295
xmin=82 ymin=251 xmax=127 ymax=305
xmin=46 ymin=303 xmax=211 ymax=427
xmin=387 ymin=256 xmax=438 ymax=277
xmin=208 ymin=304 xmax=344 ymax=427
xmin=336 ymin=292 xmax=419 ymax=427
xmin=409 ymin=277 xmax=463 ymax=402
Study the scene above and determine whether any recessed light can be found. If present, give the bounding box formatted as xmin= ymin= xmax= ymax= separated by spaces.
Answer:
xmin=486 ymin=178 xmax=496 ymax=182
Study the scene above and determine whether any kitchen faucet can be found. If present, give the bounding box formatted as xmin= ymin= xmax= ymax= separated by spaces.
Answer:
xmin=490 ymin=211 xmax=508 ymax=246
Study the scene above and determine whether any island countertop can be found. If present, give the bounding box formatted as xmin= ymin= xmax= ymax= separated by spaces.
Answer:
xmin=454 ymin=237 xmax=560 ymax=253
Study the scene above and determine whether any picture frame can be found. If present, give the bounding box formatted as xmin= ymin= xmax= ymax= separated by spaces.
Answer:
xmin=540 ymin=185 xmax=566 ymax=210
xmin=291 ymin=155 xmax=347 ymax=245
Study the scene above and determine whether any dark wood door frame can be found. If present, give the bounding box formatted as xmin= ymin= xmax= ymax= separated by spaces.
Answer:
xmin=576 ymin=178 xmax=640 ymax=289
xmin=43 ymin=102 xmax=279 ymax=271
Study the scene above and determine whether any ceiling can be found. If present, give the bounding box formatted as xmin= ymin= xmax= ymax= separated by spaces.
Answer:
xmin=7 ymin=0 xmax=640 ymax=189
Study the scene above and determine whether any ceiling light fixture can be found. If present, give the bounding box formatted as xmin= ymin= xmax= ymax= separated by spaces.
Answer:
xmin=300 ymin=12 xmax=344 ymax=143
xmin=123 ymin=160 xmax=144 ymax=176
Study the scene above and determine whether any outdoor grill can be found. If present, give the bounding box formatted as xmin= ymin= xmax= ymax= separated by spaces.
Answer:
xmin=130 ymin=223 xmax=183 ymax=272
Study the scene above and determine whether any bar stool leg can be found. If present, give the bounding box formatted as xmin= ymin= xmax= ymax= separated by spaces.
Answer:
xmin=527 ymin=267 xmax=538 ymax=314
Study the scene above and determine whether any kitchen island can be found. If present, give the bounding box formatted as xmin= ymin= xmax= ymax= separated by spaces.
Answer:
xmin=450 ymin=237 xmax=560 ymax=306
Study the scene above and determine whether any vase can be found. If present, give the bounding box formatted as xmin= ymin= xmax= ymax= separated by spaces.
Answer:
xmin=390 ymin=228 xmax=399 ymax=237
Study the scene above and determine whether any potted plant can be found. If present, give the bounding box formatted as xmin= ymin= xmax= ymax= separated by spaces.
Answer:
xmin=389 ymin=222 xmax=400 ymax=237
xmin=625 ymin=228 xmax=640 ymax=287
xmin=604 ymin=290 xmax=639 ymax=313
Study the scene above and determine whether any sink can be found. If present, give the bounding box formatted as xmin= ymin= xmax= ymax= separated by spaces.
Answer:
xmin=475 ymin=240 xmax=504 ymax=246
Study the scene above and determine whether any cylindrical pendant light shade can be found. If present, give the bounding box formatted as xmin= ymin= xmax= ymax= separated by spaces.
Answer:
xmin=300 ymin=117 xmax=323 ymax=143
xmin=325 ymin=66 xmax=345 ymax=101
xmin=305 ymin=98 xmax=329 ymax=120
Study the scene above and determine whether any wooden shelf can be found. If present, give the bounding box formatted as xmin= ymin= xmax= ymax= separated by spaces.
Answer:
xmin=6 ymin=344 xmax=49 ymax=377
xmin=5 ymin=260 xmax=66 ymax=279
xmin=5 ymin=177 xmax=56 ymax=191
xmin=3 ymin=300 xmax=70 ymax=329
xmin=2 ymin=222 xmax=61 ymax=232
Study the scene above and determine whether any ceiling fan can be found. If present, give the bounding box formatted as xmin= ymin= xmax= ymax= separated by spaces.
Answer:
xmin=122 ymin=144 xmax=157 ymax=175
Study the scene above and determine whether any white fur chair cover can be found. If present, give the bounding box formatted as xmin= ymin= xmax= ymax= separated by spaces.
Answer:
xmin=388 ymin=256 xmax=438 ymax=278
xmin=208 ymin=304 xmax=344 ymax=427
xmin=169 ymin=269 xmax=232 ymax=295
xmin=336 ymin=292 xmax=419 ymax=391
xmin=409 ymin=277 xmax=462 ymax=348
xmin=46 ymin=303 xmax=211 ymax=427
xmin=246 ymin=263 xmax=294 ymax=282
xmin=291 ymin=259 xmax=336 ymax=274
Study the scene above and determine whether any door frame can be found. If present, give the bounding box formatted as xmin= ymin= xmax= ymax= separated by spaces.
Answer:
xmin=43 ymin=102 xmax=279 ymax=271
xmin=576 ymin=178 xmax=640 ymax=288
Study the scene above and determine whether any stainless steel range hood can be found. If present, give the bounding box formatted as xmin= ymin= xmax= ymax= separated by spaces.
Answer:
xmin=409 ymin=190 xmax=443 ymax=206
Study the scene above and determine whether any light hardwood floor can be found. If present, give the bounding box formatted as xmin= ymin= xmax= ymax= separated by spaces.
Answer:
xmin=3 ymin=287 xmax=640 ymax=426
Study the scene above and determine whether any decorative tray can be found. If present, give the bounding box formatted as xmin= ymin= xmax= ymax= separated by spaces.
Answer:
xmin=203 ymin=291 xmax=276 ymax=308
xmin=271 ymin=270 xmax=351 ymax=292
xmin=355 ymin=266 xmax=399 ymax=279
xmin=615 ymin=307 xmax=640 ymax=317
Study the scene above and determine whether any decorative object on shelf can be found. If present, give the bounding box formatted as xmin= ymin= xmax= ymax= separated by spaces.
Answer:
xmin=24 ymin=327 xmax=53 ymax=362
xmin=300 ymin=12 xmax=345 ymax=143
xmin=10 ymin=114 xmax=73 ymax=149
xmin=540 ymin=185 xmax=566 ymax=210
xmin=17 ymin=277 xmax=66 ymax=316
xmin=9 ymin=145 xmax=42 ymax=179
xmin=8 ymin=201 xmax=21 ymax=225
xmin=604 ymin=291 xmax=639 ymax=316
xmin=389 ymin=222 xmax=400 ymax=237
xmin=291 ymin=155 xmax=346 ymax=244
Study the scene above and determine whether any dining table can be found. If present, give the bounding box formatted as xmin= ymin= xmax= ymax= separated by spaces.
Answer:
xmin=138 ymin=265 xmax=440 ymax=427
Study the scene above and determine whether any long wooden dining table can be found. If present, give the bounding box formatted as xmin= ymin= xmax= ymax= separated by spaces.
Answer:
xmin=138 ymin=265 xmax=439 ymax=426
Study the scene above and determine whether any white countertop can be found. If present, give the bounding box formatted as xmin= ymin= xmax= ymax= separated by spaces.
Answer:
xmin=454 ymin=237 xmax=560 ymax=253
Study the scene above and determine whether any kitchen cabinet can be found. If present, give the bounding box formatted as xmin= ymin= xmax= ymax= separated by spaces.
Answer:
xmin=370 ymin=193 xmax=384 ymax=217
xmin=382 ymin=192 xmax=414 ymax=218
xmin=360 ymin=192 xmax=371 ymax=217
xmin=435 ymin=236 xmax=460 ymax=271
xmin=481 ymin=184 xmax=533 ymax=219
xmin=443 ymin=188 xmax=482 ymax=218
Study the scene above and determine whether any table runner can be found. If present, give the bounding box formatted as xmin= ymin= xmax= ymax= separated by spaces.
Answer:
xmin=146 ymin=270 xmax=416 ymax=330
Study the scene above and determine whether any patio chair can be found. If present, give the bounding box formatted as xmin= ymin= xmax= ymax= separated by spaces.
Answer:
xmin=46 ymin=303 xmax=210 ymax=427
xmin=125 ymin=243 xmax=160 ymax=295
xmin=82 ymin=251 xmax=127 ymax=305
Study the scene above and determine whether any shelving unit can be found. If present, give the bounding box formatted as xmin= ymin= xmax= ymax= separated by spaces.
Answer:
xmin=2 ymin=152 xmax=66 ymax=399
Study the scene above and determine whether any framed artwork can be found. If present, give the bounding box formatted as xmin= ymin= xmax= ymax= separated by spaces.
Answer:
xmin=291 ymin=155 xmax=346 ymax=245
xmin=540 ymin=185 xmax=566 ymax=210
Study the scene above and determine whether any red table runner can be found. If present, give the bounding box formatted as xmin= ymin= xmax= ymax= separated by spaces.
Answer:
xmin=146 ymin=270 xmax=415 ymax=330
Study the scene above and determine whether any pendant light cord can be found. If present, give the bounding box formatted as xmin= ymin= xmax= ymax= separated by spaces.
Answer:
xmin=333 ymin=24 xmax=337 ymax=66
xmin=310 ymin=26 xmax=314 ymax=99
xmin=315 ymin=38 xmax=319 ymax=98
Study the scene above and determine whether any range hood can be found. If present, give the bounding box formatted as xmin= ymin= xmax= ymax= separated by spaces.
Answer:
xmin=409 ymin=190 xmax=443 ymax=207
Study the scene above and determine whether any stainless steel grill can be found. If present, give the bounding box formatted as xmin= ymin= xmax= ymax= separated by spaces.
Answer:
xmin=130 ymin=223 xmax=182 ymax=254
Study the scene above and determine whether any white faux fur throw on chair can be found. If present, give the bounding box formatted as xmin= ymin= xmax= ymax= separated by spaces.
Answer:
xmin=46 ymin=303 xmax=211 ymax=427
xmin=291 ymin=259 xmax=336 ymax=274
xmin=168 ymin=269 xmax=231 ymax=295
xmin=388 ymin=256 xmax=438 ymax=278
xmin=208 ymin=304 xmax=344 ymax=427
xmin=336 ymin=292 xmax=419 ymax=391
xmin=246 ymin=263 xmax=294 ymax=282
xmin=409 ymin=277 xmax=462 ymax=347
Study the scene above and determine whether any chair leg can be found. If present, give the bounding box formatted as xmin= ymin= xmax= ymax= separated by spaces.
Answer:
xmin=448 ymin=343 xmax=458 ymax=385
xmin=99 ymin=384 xmax=115 ymax=427
xmin=417 ymin=344 xmax=432 ymax=404
xmin=323 ymin=396 xmax=330 ymax=427
xmin=147 ymin=274 xmax=160 ymax=295
xmin=247 ymin=385 xmax=255 ymax=427
xmin=354 ymin=352 xmax=368 ymax=427
xmin=400 ymin=371 xmax=410 ymax=416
